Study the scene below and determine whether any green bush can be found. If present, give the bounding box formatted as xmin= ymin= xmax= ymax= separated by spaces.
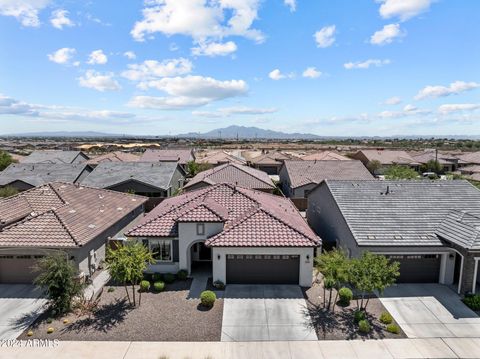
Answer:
xmin=107 ymin=287 xmax=115 ymax=293
xmin=386 ymin=323 xmax=400 ymax=334
xmin=140 ymin=280 xmax=150 ymax=292
xmin=200 ymin=290 xmax=216 ymax=307
xmin=177 ymin=270 xmax=188 ymax=281
xmin=164 ymin=273 xmax=175 ymax=283
xmin=152 ymin=273 xmax=163 ymax=282
xmin=213 ymin=280 xmax=225 ymax=290
xmin=358 ymin=319 xmax=371 ymax=333
xmin=463 ymin=294 xmax=480 ymax=311
xmin=338 ymin=287 xmax=353 ymax=306
xmin=354 ymin=310 xmax=366 ymax=323
xmin=153 ymin=281 xmax=165 ymax=292
xmin=380 ymin=311 xmax=393 ymax=324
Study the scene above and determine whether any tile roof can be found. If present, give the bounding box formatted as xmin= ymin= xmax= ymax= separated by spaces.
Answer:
xmin=410 ymin=150 xmax=461 ymax=165
xmin=250 ymin=152 xmax=294 ymax=165
xmin=436 ymin=211 xmax=480 ymax=250
xmin=301 ymin=151 xmax=351 ymax=161
xmin=0 ymin=163 xmax=91 ymax=187
xmin=127 ymin=183 xmax=320 ymax=247
xmin=140 ymin=149 xmax=194 ymax=164
xmin=354 ymin=149 xmax=420 ymax=165
xmin=197 ymin=151 xmax=246 ymax=166
xmin=458 ymin=152 xmax=480 ymax=165
xmin=0 ymin=182 xmax=147 ymax=248
xmin=283 ymin=160 xmax=373 ymax=188
xmin=86 ymin=151 xmax=139 ymax=166
xmin=184 ymin=163 xmax=275 ymax=191
xmin=81 ymin=162 xmax=182 ymax=190
xmin=323 ymin=180 xmax=480 ymax=247
xmin=459 ymin=165 xmax=480 ymax=174
xmin=20 ymin=150 xmax=88 ymax=164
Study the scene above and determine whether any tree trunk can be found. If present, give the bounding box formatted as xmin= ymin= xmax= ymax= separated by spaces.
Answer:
xmin=333 ymin=291 xmax=339 ymax=312
xmin=327 ymin=288 xmax=333 ymax=310
xmin=323 ymin=285 xmax=326 ymax=308
xmin=364 ymin=297 xmax=370 ymax=312
xmin=124 ymin=283 xmax=132 ymax=305
xmin=139 ymin=287 xmax=142 ymax=307
xmin=132 ymin=284 xmax=136 ymax=307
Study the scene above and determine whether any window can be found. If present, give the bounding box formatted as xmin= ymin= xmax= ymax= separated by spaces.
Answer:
xmin=149 ymin=239 xmax=172 ymax=262
xmin=196 ymin=223 xmax=205 ymax=235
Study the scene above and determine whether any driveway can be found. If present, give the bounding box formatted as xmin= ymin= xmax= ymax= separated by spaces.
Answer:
xmin=380 ymin=283 xmax=480 ymax=338
xmin=221 ymin=284 xmax=318 ymax=342
xmin=0 ymin=284 xmax=47 ymax=339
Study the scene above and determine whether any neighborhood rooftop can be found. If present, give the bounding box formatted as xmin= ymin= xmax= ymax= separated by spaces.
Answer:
xmin=20 ymin=150 xmax=88 ymax=164
xmin=140 ymin=149 xmax=194 ymax=164
xmin=353 ymin=149 xmax=420 ymax=165
xmin=301 ymin=151 xmax=351 ymax=161
xmin=86 ymin=151 xmax=139 ymax=166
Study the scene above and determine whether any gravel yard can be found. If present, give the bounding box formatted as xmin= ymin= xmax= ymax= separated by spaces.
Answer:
xmin=18 ymin=279 xmax=223 ymax=342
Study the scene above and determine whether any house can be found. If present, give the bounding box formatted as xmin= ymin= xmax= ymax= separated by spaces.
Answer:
xmin=410 ymin=150 xmax=463 ymax=173
xmin=196 ymin=151 xmax=246 ymax=166
xmin=184 ymin=163 xmax=275 ymax=193
xmin=249 ymin=151 xmax=295 ymax=175
xmin=20 ymin=150 xmax=89 ymax=164
xmin=458 ymin=152 xmax=480 ymax=166
xmin=0 ymin=182 xmax=147 ymax=283
xmin=307 ymin=180 xmax=480 ymax=293
xmin=126 ymin=183 xmax=320 ymax=286
xmin=279 ymin=160 xmax=374 ymax=210
xmin=81 ymin=162 xmax=185 ymax=211
xmin=140 ymin=149 xmax=195 ymax=171
xmin=301 ymin=151 xmax=351 ymax=161
xmin=351 ymin=149 xmax=420 ymax=174
xmin=0 ymin=163 xmax=92 ymax=191
xmin=86 ymin=151 xmax=139 ymax=167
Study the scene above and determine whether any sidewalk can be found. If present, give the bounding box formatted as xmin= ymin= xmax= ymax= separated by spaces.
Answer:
xmin=2 ymin=338 xmax=480 ymax=359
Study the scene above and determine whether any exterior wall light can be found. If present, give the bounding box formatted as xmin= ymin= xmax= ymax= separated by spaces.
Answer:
xmin=217 ymin=254 xmax=221 ymax=260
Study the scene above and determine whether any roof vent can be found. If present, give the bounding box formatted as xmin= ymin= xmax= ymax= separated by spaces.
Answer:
xmin=69 ymin=209 xmax=76 ymax=213
xmin=88 ymin=224 xmax=96 ymax=229
xmin=117 ymin=207 xmax=123 ymax=211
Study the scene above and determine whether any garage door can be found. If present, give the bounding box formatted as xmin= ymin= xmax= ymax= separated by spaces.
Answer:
xmin=0 ymin=255 xmax=42 ymax=284
xmin=388 ymin=254 xmax=440 ymax=283
xmin=226 ymin=254 xmax=299 ymax=284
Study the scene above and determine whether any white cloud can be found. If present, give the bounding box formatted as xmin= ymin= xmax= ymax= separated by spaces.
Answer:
xmin=383 ymin=96 xmax=402 ymax=105
xmin=377 ymin=0 xmax=434 ymax=22
xmin=284 ymin=0 xmax=296 ymax=12
xmin=128 ymin=75 xmax=248 ymax=110
xmin=87 ymin=49 xmax=108 ymax=65
xmin=314 ymin=25 xmax=336 ymax=48
xmin=438 ymin=104 xmax=480 ymax=114
xmin=415 ymin=81 xmax=480 ymax=100
xmin=78 ymin=70 xmax=121 ymax=92
xmin=344 ymin=59 xmax=391 ymax=70
xmin=131 ymin=0 xmax=264 ymax=44
xmin=122 ymin=58 xmax=193 ymax=82
xmin=193 ymin=106 xmax=277 ymax=117
xmin=268 ymin=69 xmax=294 ymax=80
xmin=302 ymin=67 xmax=321 ymax=79
xmin=123 ymin=51 xmax=136 ymax=60
xmin=370 ymin=23 xmax=403 ymax=45
xmin=378 ymin=104 xmax=431 ymax=118
xmin=0 ymin=94 xmax=38 ymax=115
xmin=191 ymin=41 xmax=237 ymax=57
xmin=50 ymin=9 xmax=73 ymax=29
xmin=0 ymin=0 xmax=51 ymax=27
xmin=47 ymin=47 xmax=76 ymax=65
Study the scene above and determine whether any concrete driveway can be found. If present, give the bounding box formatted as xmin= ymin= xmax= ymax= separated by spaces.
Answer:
xmin=0 ymin=284 xmax=47 ymax=339
xmin=221 ymin=284 xmax=318 ymax=342
xmin=380 ymin=283 xmax=480 ymax=338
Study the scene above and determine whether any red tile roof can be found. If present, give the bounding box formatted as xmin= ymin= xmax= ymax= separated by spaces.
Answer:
xmin=140 ymin=149 xmax=194 ymax=164
xmin=126 ymin=183 xmax=320 ymax=247
xmin=197 ymin=151 xmax=246 ymax=166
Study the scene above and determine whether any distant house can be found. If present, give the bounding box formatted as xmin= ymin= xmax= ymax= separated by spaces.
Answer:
xmin=279 ymin=160 xmax=373 ymax=210
xmin=86 ymin=151 xmax=139 ymax=167
xmin=301 ymin=151 xmax=351 ymax=161
xmin=458 ymin=152 xmax=480 ymax=166
xmin=126 ymin=183 xmax=320 ymax=286
xmin=197 ymin=151 xmax=246 ymax=166
xmin=20 ymin=150 xmax=89 ymax=164
xmin=0 ymin=182 xmax=147 ymax=283
xmin=249 ymin=151 xmax=295 ymax=175
xmin=351 ymin=149 xmax=420 ymax=174
xmin=81 ymin=162 xmax=185 ymax=211
xmin=410 ymin=150 xmax=463 ymax=173
xmin=307 ymin=180 xmax=480 ymax=293
xmin=184 ymin=163 xmax=275 ymax=193
xmin=0 ymin=163 xmax=92 ymax=191
xmin=140 ymin=149 xmax=195 ymax=171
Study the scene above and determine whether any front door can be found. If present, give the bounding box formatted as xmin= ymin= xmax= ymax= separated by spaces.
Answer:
xmin=199 ymin=242 xmax=212 ymax=261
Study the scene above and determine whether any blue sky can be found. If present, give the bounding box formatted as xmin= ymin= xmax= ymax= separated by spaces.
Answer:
xmin=0 ymin=0 xmax=479 ymax=136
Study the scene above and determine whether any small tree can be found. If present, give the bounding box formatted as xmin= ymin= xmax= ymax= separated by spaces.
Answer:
xmin=0 ymin=151 xmax=14 ymax=171
xmin=0 ymin=186 xmax=18 ymax=198
xmin=348 ymin=252 xmax=399 ymax=311
xmin=421 ymin=160 xmax=442 ymax=174
xmin=384 ymin=165 xmax=419 ymax=179
xmin=34 ymin=252 xmax=84 ymax=314
xmin=366 ymin=160 xmax=382 ymax=175
xmin=106 ymin=240 xmax=154 ymax=307
xmin=186 ymin=161 xmax=212 ymax=177
xmin=315 ymin=249 xmax=349 ymax=311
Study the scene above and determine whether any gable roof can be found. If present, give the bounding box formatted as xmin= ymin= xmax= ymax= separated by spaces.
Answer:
xmin=86 ymin=151 xmax=139 ymax=166
xmin=436 ymin=211 xmax=480 ymax=250
xmin=20 ymin=150 xmax=89 ymax=164
xmin=410 ymin=150 xmax=461 ymax=165
xmin=250 ymin=152 xmax=293 ymax=165
xmin=197 ymin=151 xmax=246 ymax=166
xmin=354 ymin=149 xmax=420 ymax=165
xmin=0 ymin=182 xmax=147 ymax=248
xmin=126 ymin=183 xmax=320 ymax=247
xmin=184 ymin=163 xmax=275 ymax=191
xmin=140 ymin=149 xmax=194 ymax=164
xmin=283 ymin=160 xmax=373 ymax=188
xmin=0 ymin=163 xmax=91 ymax=187
xmin=301 ymin=151 xmax=351 ymax=161
xmin=458 ymin=152 xmax=480 ymax=165
xmin=322 ymin=180 xmax=480 ymax=247
xmin=81 ymin=162 xmax=182 ymax=190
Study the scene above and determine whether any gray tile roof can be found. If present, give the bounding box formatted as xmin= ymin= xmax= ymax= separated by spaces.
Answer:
xmin=140 ymin=149 xmax=194 ymax=164
xmin=0 ymin=163 xmax=91 ymax=187
xmin=436 ymin=211 xmax=480 ymax=250
xmin=81 ymin=162 xmax=181 ymax=190
xmin=21 ymin=150 xmax=88 ymax=164
xmin=324 ymin=180 xmax=480 ymax=247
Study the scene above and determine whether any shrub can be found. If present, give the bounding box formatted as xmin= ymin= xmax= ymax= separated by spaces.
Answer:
xmin=27 ymin=330 xmax=33 ymax=336
xmin=354 ymin=310 xmax=366 ymax=323
xmin=213 ymin=280 xmax=225 ymax=290
xmin=153 ymin=281 xmax=165 ymax=292
xmin=164 ymin=273 xmax=175 ymax=283
xmin=152 ymin=273 xmax=163 ymax=282
xmin=46 ymin=318 xmax=53 ymax=324
xmin=380 ymin=311 xmax=393 ymax=324
xmin=463 ymin=294 xmax=480 ymax=311
xmin=177 ymin=270 xmax=188 ymax=281
xmin=107 ymin=287 xmax=115 ymax=293
xmin=63 ymin=319 xmax=69 ymax=324
xmin=200 ymin=290 xmax=216 ymax=307
xmin=140 ymin=280 xmax=150 ymax=292
xmin=338 ymin=287 xmax=353 ymax=306
xmin=47 ymin=327 xmax=54 ymax=334
xmin=386 ymin=323 xmax=400 ymax=334
xmin=358 ymin=319 xmax=371 ymax=333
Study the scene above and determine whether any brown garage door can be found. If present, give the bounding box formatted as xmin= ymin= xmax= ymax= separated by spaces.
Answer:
xmin=226 ymin=254 xmax=300 ymax=284
xmin=388 ymin=254 xmax=440 ymax=283
xmin=0 ymin=255 xmax=42 ymax=284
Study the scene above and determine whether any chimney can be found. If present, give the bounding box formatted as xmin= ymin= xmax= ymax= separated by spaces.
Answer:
xmin=385 ymin=185 xmax=390 ymax=195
